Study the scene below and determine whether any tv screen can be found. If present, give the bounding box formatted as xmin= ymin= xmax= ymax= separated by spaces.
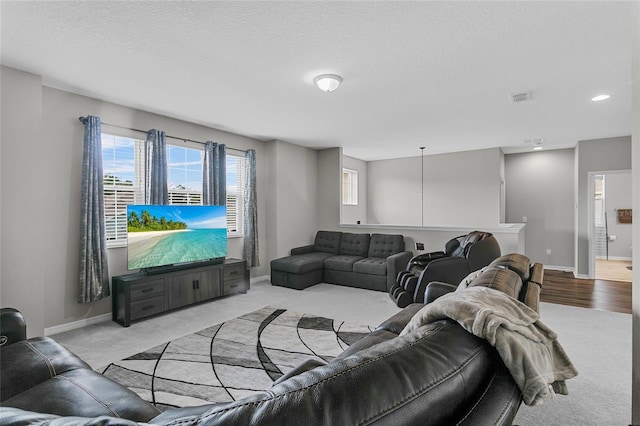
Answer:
xmin=127 ymin=204 xmax=228 ymax=271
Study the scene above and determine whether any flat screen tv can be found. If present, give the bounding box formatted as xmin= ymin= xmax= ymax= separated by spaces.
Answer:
xmin=127 ymin=204 xmax=228 ymax=272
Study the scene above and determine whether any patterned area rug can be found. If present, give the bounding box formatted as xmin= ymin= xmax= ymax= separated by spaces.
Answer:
xmin=101 ymin=306 xmax=374 ymax=411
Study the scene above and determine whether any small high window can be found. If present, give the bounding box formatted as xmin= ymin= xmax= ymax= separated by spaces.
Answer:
xmin=342 ymin=168 xmax=358 ymax=205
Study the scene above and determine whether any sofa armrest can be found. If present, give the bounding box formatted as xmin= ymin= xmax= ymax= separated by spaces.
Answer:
xmin=424 ymin=282 xmax=458 ymax=304
xmin=0 ymin=308 xmax=26 ymax=347
xmin=290 ymin=244 xmax=315 ymax=255
xmin=386 ymin=251 xmax=414 ymax=292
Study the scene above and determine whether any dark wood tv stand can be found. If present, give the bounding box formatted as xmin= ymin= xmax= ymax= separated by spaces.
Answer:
xmin=111 ymin=258 xmax=249 ymax=327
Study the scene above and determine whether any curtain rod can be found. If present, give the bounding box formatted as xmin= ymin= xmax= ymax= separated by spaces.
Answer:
xmin=78 ymin=116 xmax=247 ymax=153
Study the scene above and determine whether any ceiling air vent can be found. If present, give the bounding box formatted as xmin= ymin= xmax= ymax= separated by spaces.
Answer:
xmin=511 ymin=91 xmax=532 ymax=103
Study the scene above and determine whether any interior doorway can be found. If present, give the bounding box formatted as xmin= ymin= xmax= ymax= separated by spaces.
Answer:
xmin=589 ymin=170 xmax=632 ymax=282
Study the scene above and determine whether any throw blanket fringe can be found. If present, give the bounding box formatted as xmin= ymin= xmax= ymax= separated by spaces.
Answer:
xmin=400 ymin=286 xmax=578 ymax=406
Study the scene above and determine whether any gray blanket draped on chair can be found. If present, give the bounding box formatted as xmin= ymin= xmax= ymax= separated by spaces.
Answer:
xmin=401 ymin=286 xmax=578 ymax=406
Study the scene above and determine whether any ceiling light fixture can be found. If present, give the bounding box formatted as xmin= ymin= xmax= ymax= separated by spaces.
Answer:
xmin=591 ymin=94 xmax=610 ymax=102
xmin=533 ymin=146 xmax=544 ymax=151
xmin=314 ymin=74 xmax=342 ymax=92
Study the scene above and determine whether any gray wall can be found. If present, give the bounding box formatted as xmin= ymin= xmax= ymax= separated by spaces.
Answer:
xmin=341 ymin=155 xmax=367 ymax=225
xmin=317 ymin=148 xmax=342 ymax=231
xmin=504 ymin=149 xmax=575 ymax=268
xmin=366 ymin=148 xmax=503 ymax=227
xmin=1 ymin=66 xmax=272 ymax=332
xmin=576 ymin=136 xmax=632 ymax=275
xmin=265 ymin=140 xmax=319 ymax=260
xmin=0 ymin=66 xmax=46 ymax=337
xmin=604 ymin=172 xmax=632 ymax=259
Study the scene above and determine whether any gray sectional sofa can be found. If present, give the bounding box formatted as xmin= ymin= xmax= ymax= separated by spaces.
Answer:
xmin=270 ymin=231 xmax=412 ymax=291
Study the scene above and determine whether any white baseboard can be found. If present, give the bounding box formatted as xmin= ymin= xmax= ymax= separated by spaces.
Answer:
xmin=595 ymin=256 xmax=632 ymax=261
xmin=543 ymin=265 xmax=576 ymax=274
xmin=44 ymin=313 xmax=111 ymax=336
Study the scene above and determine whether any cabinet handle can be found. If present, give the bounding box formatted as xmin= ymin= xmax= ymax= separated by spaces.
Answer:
xmin=229 ymin=284 xmax=238 ymax=288
xmin=142 ymin=288 xmax=153 ymax=293
xmin=142 ymin=305 xmax=154 ymax=311
xmin=229 ymin=271 xmax=238 ymax=275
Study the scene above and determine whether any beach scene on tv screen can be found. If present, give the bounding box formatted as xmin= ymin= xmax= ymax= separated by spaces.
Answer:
xmin=127 ymin=205 xmax=227 ymax=270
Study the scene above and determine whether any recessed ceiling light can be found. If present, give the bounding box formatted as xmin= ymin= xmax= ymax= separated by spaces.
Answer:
xmin=591 ymin=94 xmax=610 ymax=102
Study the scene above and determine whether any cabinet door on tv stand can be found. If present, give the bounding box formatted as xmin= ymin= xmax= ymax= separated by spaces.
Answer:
xmin=167 ymin=269 xmax=222 ymax=309
xmin=167 ymin=273 xmax=198 ymax=309
xmin=197 ymin=269 xmax=222 ymax=301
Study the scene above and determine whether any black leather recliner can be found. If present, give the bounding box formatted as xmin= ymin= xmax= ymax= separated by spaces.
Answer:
xmin=390 ymin=231 xmax=501 ymax=307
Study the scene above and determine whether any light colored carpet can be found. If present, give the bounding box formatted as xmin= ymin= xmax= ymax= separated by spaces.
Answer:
xmin=101 ymin=306 xmax=373 ymax=410
xmin=514 ymin=302 xmax=631 ymax=426
xmin=52 ymin=276 xmax=632 ymax=425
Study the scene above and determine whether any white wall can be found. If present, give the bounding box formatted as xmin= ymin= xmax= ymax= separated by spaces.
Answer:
xmin=504 ymin=149 xmax=575 ymax=268
xmin=366 ymin=148 xmax=502 ymax=227
xmin=0 ymin=66 xmax=46 ymax=337
xmin=576 ymin=136 xmax=632 ymax=276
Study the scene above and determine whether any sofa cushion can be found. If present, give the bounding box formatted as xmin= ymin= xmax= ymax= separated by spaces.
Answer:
xmin=313 ymin=231 xmax=342 ymax=255
xmin=368 ymin=234 xmax=405 ymax=258
xmin=339 ymin=233 xmax=370 ymax=257
xmin=2 ymin=368 xmax=160 ymax=422
xmin=270 ymin=253 xmax=334 ymax=274
xmin=324 ymin=255 xmax=364 ymax=272
xmin=353 ymin=257 xmax=387 ymax=276
xmin=0 ymin=337 xmax=91 ymax=402
xmin=466 ymin=268 xmax=522 ymax=300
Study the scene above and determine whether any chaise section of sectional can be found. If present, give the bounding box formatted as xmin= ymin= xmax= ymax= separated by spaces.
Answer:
xmin=270 ymin=231 xmax=342 ymax=290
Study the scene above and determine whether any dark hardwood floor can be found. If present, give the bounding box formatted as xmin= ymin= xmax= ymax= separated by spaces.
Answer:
xmin=541 ymin=269 xmax=632 ymax=314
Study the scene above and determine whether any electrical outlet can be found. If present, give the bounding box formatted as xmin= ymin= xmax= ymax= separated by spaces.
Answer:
xmin=546 ymin=249 xmax=552 ymax=256
xmin=416 ymin=242 xmax=425 ymax=251
xmin=522 ymin=216 xmax=527 ymax=223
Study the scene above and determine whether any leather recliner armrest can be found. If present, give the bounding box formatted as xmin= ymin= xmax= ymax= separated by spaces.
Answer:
xmin=0 ymin=308 xmax=26 ymax=347
xmin=424 ymin=281 xmax=458 ymax=304
xmin=413 ymin=257 xmax=471 ymax=303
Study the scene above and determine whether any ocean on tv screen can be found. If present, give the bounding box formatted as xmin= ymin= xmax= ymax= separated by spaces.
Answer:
xmin=127 ymin=204 xmax=228 ymax=270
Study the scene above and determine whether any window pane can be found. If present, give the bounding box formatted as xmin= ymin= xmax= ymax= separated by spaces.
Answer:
xmin=342 ymin=168 xmax=358 ymax=205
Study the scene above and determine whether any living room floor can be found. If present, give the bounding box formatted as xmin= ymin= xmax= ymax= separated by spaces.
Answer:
xmin=51 ymin=276 xmax=402 ymax=369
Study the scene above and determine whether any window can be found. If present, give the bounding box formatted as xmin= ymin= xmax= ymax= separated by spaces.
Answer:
xmin=342 ymin=168 xmax=358 ymax=205
xmin=101 ymin=133 xmax=245 ymax=246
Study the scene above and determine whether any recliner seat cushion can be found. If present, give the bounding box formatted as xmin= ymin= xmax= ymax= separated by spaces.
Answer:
xmin=323 ymin=255 xmax=364 ymax=272
xmin=270 ymin=252 xmax=334 ymax=274
xmin=2 ymin=368 xmax=160 ymax=422
xmin=0 ymin=337 xmax=91 ymax=401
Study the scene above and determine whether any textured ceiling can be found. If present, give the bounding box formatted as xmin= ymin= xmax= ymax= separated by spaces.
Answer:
xmin=0 ymin=1 xmax=632 ymax=161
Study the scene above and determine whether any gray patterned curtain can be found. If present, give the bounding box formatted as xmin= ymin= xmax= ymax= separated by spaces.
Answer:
xmin=243 ymin=149 xmax=259 ymax=267
xmin=203 ymin=141 xmax=226 ymax=205
xmin=78 ymin=115 xmax=110 ymax=303
xmin=145 ymin=129 xmax=168 ymax=204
